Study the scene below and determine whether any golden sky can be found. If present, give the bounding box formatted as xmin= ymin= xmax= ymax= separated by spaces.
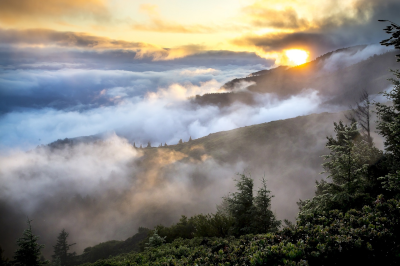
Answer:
xmin=0 ymin=0 xmax=392 ymax=65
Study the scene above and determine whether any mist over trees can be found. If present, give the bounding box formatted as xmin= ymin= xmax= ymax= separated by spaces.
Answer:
xmin=3 ymin=19 xmax=400 ymax=266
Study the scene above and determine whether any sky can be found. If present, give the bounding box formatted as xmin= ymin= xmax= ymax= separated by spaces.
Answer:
xmin=1 ymin=0 xmax=400 ymax=258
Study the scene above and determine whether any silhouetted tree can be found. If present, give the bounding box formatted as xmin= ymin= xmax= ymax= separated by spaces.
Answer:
xmin=133 ymin=142 xmax=136 ymax=148
xmin=225 ymin=174 xmax=255 ymax=236
xmin=178 ymin=139 xmax=183 ymax=144
xmin=164 ymin=143 xmax=168 ymax=147
xmin=188 ymin=136 xmax=192 ymax=142
xmin=252 ymin=177 xmax=281 ymax=233
xmin=14 ymin=219 xmax=47 ymax=266
xmin=147 ymin=142 xmax=151 ymax=148
xmin=379 ymin=20 xmax=400 ymax=60
xmin=52 ymin=229 xmax=76 ymax=266
xmin=345 ymin=90 xmax=373 ymax=145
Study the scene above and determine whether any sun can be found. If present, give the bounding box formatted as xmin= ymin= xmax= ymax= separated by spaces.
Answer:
xmin=285 ymin=49 xmax=309 ymax=66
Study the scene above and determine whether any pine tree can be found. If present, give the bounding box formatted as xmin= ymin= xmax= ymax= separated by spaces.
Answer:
xmin=225 ymin=174 xmax=255 ymax=236
xmin=298 ymin=122 xmax=381 ymax=216
xmin=178 ymin=139 xmax=183 ymax=144
xmin=252 ymin=177 xmax=281 ymax=233
xmin=376 ymin=20 xmax=400 ymax=191
xmin=14 ymin=219 xmax=47 ymax=266
xmin=51 ymin=229 xmax=75 ymax=266
xmin=188 ymin=136 xmax=192 ymax=142
xmin=145 ymin=229 xmax=166 ymax=249
xmin=147 ymin=142 xmax=151 ymax=148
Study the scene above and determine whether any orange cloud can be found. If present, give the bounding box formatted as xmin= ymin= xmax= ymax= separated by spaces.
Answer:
xmin=131 ymin=4 xmax=216 ymax=34
xmin=0 ymin=0 xmax=109 ymax=25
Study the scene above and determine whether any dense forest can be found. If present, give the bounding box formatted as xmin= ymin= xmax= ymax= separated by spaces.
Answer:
xmin=2 ymin=22 xmax=400 ymax=266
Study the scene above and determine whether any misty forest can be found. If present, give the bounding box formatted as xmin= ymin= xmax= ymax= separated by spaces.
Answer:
xmin=1 ymin=1 xmax=400 ymax=266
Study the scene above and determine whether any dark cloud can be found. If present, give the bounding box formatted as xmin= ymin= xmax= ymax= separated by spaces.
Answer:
xmin=233 ymin=0 xmax=400 ymax=59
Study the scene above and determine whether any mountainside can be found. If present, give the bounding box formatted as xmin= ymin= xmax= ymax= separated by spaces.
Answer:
xmin=192 ymin=47 xmax=397 ymax=107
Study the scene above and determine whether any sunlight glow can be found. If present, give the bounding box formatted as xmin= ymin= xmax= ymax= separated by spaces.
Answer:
xmin=285 ymin=49 xmax=309 ymax=65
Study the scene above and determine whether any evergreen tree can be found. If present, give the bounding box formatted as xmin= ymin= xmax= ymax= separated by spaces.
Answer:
xmin=178 ymin=139 xmax=183 ymax=144
xmin=145 ymin=230 xmax=166 ymax=249
xmin=133 ymin=142 xmax=136 ymax=148
xmin=147 ymin=142 xmax=151 ymax=148
xmin=298 ymin=122 xmax=381 ymax=216
xmin=14 ymin=219 xmax=47 ymax=266
xmin=376 ymin=20 xmax=400 ymax=192
xmin=252 ymin=177 xmax=281 ymax=233
xmin=51 ymin=229 xmax=76 ymax=266
xmin=225 ymin=174 xmax=255 ymax=236
xmin=164 ymin=143 xmax=167 ymax=147
xmin=188 ymin=136 xmax=192 ymax=142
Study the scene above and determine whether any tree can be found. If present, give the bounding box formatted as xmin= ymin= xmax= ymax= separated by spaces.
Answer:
xmin=345 ymin=89 xmax=373 ymax=145
xmin=188 ymin=136 xmax=192 ymax=142
xmin=178 ymin=139 xmax=183 ymax=144
xmin=376 ymin=20 xmax=400 ymax=192
xmin=51 ymin=229 xmax=76 ymax=266
xmin=145 ymin=230 xmax=165 ymax=249
xmin=225 ymin=174 xmax=255 ymax=236
xmin=252 ymin=177 xmax=281 ymax=233
xmin=379 ymin=20 xmax=400 ymax=60
xmin=133 ymin=142 xmax=136 ymax=148
xmin=298 ymin=122 xmax=381 ymax=216
xmin=164 ymin=143 xmax=167 ymax=147
xmin=14 ymin=219 xmax=47 ymax=266
xmin=146 ymin=142 xmax=151 ymax=148
xmin=139 ymin=144 xmax=142 ymax=149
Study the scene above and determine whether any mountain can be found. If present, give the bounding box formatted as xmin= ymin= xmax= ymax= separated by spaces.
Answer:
xmin=192 ymin=46 xmax=398 ymax=107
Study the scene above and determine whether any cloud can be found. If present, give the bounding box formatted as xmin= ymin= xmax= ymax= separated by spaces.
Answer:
xmin=131 ymin=4 xmax=215 ymax=34
xmin=0 ymin=0 xmax=109 ymax=25
xmin=232 ymin=0 xmax=400 ymax=63
xmin=0 ymin=134 xmax=244 ymax=257
xmin=0 ymin=28 xmax=155 ymax=50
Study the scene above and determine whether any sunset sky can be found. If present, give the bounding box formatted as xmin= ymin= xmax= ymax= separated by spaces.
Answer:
xmin=1 ymin=0 xmax=398 ymax=64
xmin=0 ymin=0 xmax=399 ymax=149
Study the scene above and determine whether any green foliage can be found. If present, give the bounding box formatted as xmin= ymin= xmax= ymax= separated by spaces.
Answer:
xmin=76 ymin=197 xmax=400 ymax=266
xmin=252 ymin=176 xmax=281 ymax=233
xmin=52 ymin=229 xmax=76 ymax=266
xmin=13 ymin=219 xmax=47 ymax=266
xmin=299 ymin=122 xmax=382 ymax=216
xmin=225 ymin=174 xmax=256 ymax=236
xmin=145 ymin=230 xmax=165 ymax=249
xmin=376 ymin=69 xmax=400 ymax=191
xmin=74 ymin=229 xmax=149 ymax=265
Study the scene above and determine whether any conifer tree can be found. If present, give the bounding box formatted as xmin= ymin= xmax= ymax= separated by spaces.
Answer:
xmin=51 ymin=229 xmax=75 ymax=266
xmin=147 ymin=142 xmax=151 ymax=148
xmin=225 ymin=174 xmax=255 ymax=236
xmin=188 ymin=136 xmax=192 ymax=142
xmin=298 ymin=122 xmax=381 ymax=215
xmin=377 ymin=20 xmax=400 ymax=191
xmin=252 ymin=177 xmax=281 ymax=233
xmin=178 ymin=139 xmax=183 ymax=144
xmin=14 ymin=219 xmax=47 ymax=266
